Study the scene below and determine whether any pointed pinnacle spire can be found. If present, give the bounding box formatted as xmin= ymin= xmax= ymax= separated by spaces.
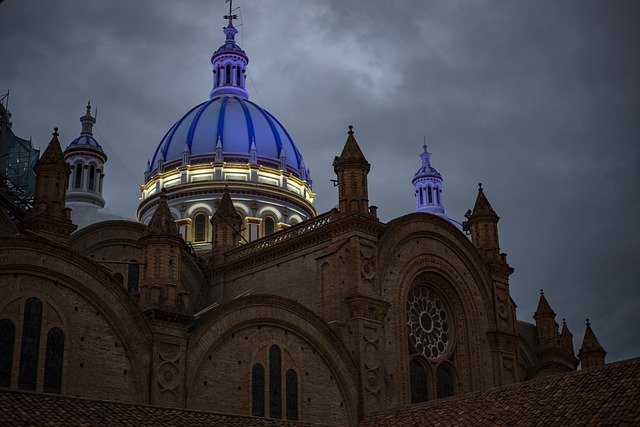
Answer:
xmin=579 ymin=318 xmax=605 ymax=353
xmin=39 ymin=127 xmax=65 ymax=165
xmin=534 ymin=289 xmax=556 ymax=317
xmin=471 ymin=182 xmax=497 ymax=216
xmin=338 ymin=125 xmax=367 ymax=162
xmin=144 ymin=189 xmax=180 ymax=237
xmin=213 ymin=186 xmax=241 ymax=220
xmin=560 ymin=318 xmax=574 ymax=349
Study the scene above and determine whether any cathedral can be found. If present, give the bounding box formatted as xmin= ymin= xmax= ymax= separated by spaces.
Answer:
xmin=0 ymin=6 xmax=634 ymax=427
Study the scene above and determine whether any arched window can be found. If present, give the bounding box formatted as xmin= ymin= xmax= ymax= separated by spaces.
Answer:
xmin=285 ymin=369 xmax=298 ymax=420
xmin=236 ymin=67 xmax=241 ymax=87
xmin=252 ymin=363 xmax=265 ymax=417
xmin=89 ymin=165 xmax=95 ymax=190
xmin=427 ymin=186 xmax=433 ymax=204
xmin=419 ymin=187 xmax=424 ymax=205
xmin=264 ymin=217 xmax=275 ymax=237
xmin=127 ymin=260 xmax=140 ymax=293
xmin=409 ymin=359 xmax=429 ymax=403
xmin=43 ymin=328 xmax=64 ymax=394
xmin=0 ymin=319 xmax=16 ymax=387
xmin=194 ymin=213 xmax=207 ymax=243
xmin=436 ymin=187 xmax=441 ymax=204
xmin=225 ymin=64 xmax=231 ymax=85
xmin=436 ymin=364 xmax=455 ymax=399
xmin=74 ymin=164 xmax=82 ymax=188
xmin=18 ymin=297 xmax=42 ymax=390
xmin=217 ymin=66 xmax=222 ymax=87
xmin=269 ymin=345 xmax=281 ymax=419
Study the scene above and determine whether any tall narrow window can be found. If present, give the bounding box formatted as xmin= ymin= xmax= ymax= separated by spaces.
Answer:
xmin=89 ymin=165 xmax=95 ymax=190
xmin=99 ymin=174 xmax=104 ymax=193
xmin=127 ymin=261 xmax=140 ymax=293
xmin=252 ymin=363 xmax=265 ymax=417
xmin=43 ymin=328 xmax=64 ymax=394
xmin=436 ymin=187 xmax=440 ymax=204
xmin=409 ymin=359 xmax=429 ymax=403
xmin=427 ymin=186 xmax=433 ymax=204
xmin=236 ymin=67 xmax=241 ymax=87
xmin=285 ymin=369 xmax=298 ymax=421
xmin=225 ymin=64 xmax=231 ymax=85
xmin=419 ymin=188 xmax=424 ymax=205
xmin=436 ymin=364 xmax=455 ymax=399
xmin=217 ymin=66 xmax=222 ymax=87
xmin=194 ymin=213 xmax=207 ymax=242
xmin=269 ymin=345 xmax=281 ymax=419
xmin=264 ymin=217 xmax=275 ymax=236
xmin=74 ymin=164 xmax=82 ymax=188
xmin=0 ymin=319 xmax=16 ymax=387
xmin=18 ymin=297 xmax=42 ymax=390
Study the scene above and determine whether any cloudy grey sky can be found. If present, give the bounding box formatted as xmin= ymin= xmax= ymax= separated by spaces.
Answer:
xmin=1 ymin=1 xmax=638 ymax=362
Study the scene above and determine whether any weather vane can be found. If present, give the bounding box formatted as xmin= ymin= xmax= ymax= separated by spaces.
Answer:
xmin=224 ymin=0 xmax=238 ymax=23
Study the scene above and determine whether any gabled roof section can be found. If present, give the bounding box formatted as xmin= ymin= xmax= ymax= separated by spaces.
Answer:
xmin=144 ymin=190 xmax=180 ymax=237
xmin=361 ymin=357 xmax=640 ymax=426
xmin=0 ymin=389 xmax=311 ymax=426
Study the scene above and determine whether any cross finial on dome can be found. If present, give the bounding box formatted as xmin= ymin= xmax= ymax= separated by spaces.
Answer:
xmin=348 ymin=125 xmax=354 ymax=135
xmin=53 ymin=127 xmax=59 ymax=138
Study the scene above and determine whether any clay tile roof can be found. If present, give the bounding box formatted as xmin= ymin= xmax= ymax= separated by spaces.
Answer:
xmin=0 ymin=390 xmax=325 ymax=427
xmin=361 ymin=357 xmax=640 ymax=427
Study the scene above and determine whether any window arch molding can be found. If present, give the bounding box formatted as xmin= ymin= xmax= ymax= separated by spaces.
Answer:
xmin=191 ymin=211 xmax=210 ymax=243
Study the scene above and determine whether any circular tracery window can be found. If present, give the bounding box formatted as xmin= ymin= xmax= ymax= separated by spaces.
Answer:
xmin=407 ymin=286 xmax=450 ymax=359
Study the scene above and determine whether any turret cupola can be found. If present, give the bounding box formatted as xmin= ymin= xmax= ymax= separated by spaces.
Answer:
xmin=63 ymin=102 xmax=107 ymax=208
xmin=412 ymin=142 xmax=445 ymax=216
xmin=209 ymin=2 xmax=249 ymax=99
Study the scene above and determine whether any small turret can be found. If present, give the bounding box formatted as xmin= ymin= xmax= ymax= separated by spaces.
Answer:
xmin=139 ymin=190 xmax=184 ymax=309
xmin=21 ymin=127 xmax=77 ymax=244
xmin=64 ymin=102 xmax=108 ymax=208
xmin=533 ymin=289 xmax=559 ymax=347
xmin=560 ymin=319 xmax=574 ymax=352
xmin=210 ymin=186 xmax=242 ymax=251
xmin=333 ymin=125 xmax=371 ymax=216
xmin=412 ymin=142 xmax=445 ymax=216
xmin=531 ymin=290 xmax=579 ymax=377
xmin=578 ymin=319 xmax=606 ymax=369
xmin=467 ymin=183 xmax=501 ymax=262
xmin=209 ymin=6 xmax=249 ymax=99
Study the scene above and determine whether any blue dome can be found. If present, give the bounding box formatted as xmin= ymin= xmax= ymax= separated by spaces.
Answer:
xmin=68 ymin=135 xmax=102 ymax=149
xmin=414 ymin=165 xmax=441 ymax=177
xmin=150 ymin=96 xmax=306 ymax=178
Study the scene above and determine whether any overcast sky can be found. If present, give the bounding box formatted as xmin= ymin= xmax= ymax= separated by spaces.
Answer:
xmin=1 ymin=1 xmax=639 ymax=362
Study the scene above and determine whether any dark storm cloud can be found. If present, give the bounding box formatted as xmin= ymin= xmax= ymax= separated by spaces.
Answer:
xmin=1 ymin=1 xmax=638 ymax=360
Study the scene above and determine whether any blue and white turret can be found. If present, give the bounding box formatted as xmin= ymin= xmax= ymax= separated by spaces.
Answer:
xmin=412 ymin=143 xmax=446 ymax=217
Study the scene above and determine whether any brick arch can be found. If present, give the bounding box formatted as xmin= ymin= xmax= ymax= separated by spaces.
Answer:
xmin=376 ymin=214 xmax=497 ymax=404
xmin=187 ymin=295 xmax=359 ymax=425
xmin=0 ymin=237 xmax=153 ymax=401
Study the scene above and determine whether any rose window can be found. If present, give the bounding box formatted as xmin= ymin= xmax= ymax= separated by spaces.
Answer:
xmin=407 ymin=286 xmax=450 ymax=359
